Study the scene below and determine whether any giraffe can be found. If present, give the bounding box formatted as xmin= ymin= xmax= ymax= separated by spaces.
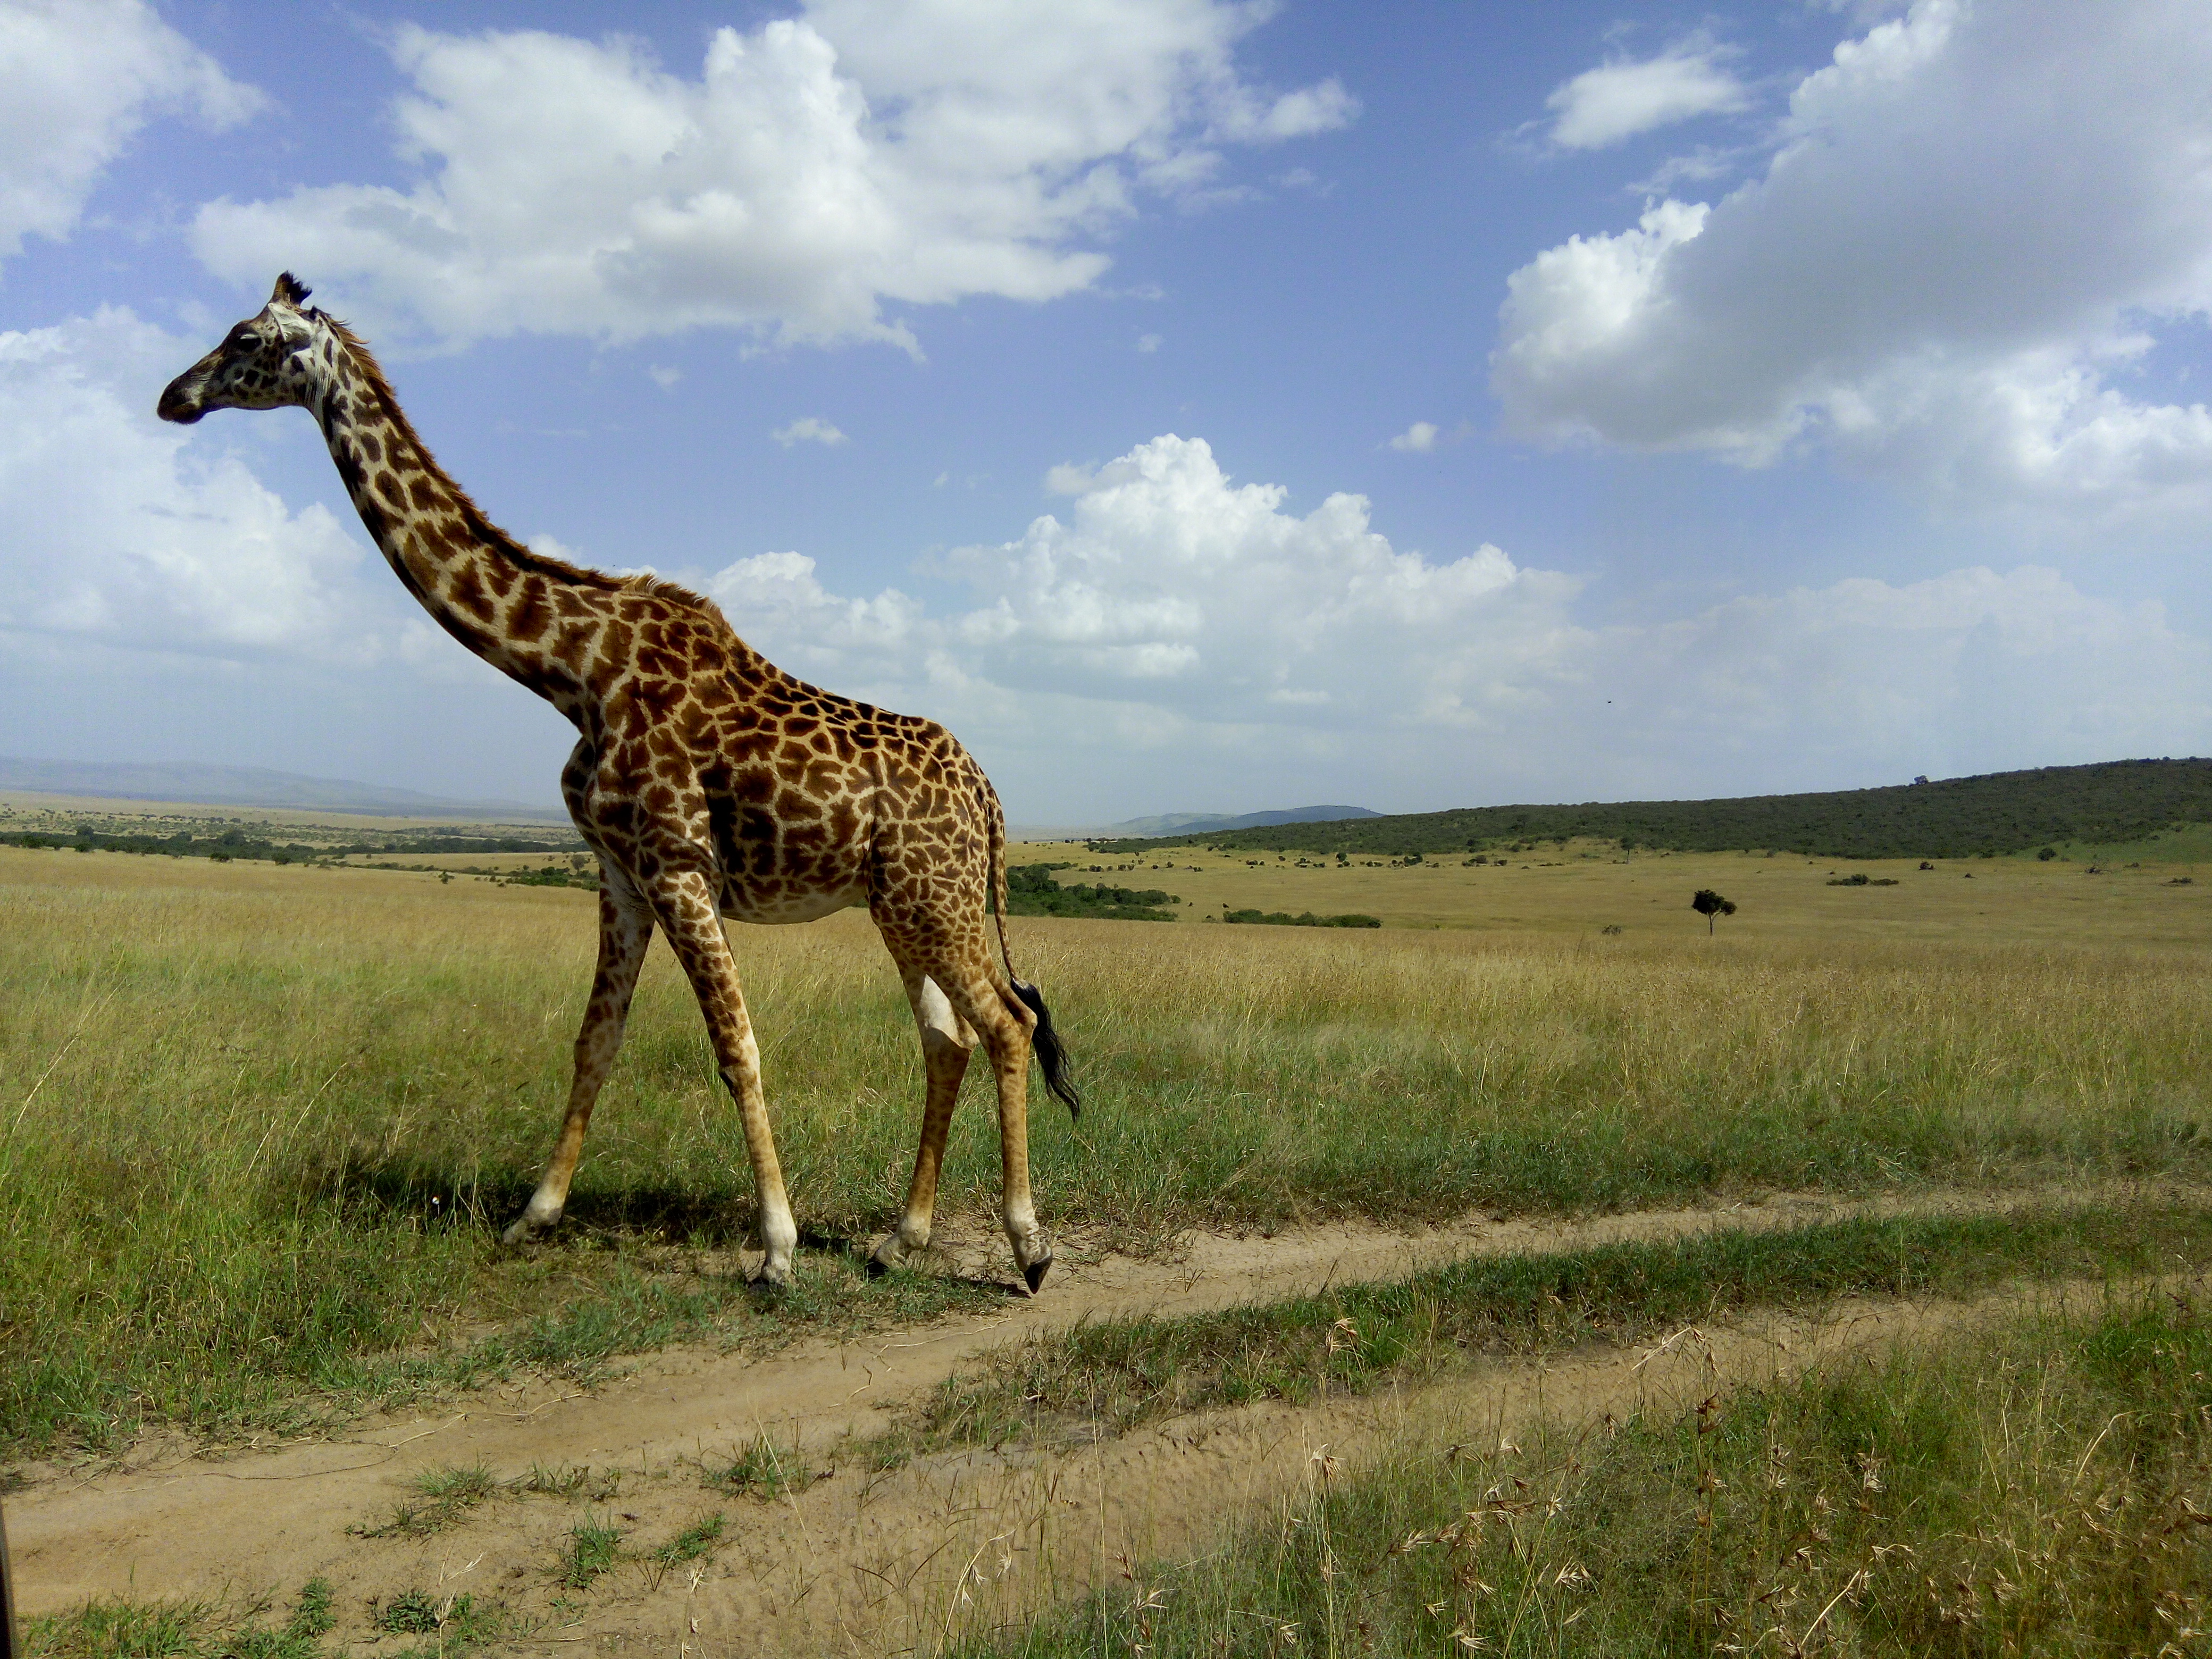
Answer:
xmin=157 ymin=274 xmax=1080 ymax=1291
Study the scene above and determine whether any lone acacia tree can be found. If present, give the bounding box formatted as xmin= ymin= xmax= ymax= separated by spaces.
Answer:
xmin=1691 ymin=888 xmax=1737 ymax=935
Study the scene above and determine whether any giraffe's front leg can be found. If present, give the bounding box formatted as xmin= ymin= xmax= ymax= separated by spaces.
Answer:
xmin=508 ymin=889 xmax=655 ymax=1238
xmin=871 ymin=970 xmax=975 ymax=1276
xmin=652 ymin=870 xmax=799 ymax=1287
xmin=505 ymin=879 xmax=653 ymax=1244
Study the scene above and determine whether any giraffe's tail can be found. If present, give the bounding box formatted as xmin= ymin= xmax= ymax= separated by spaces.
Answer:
xmin=1011 ymin=979 xmax=1079 ymax=1121
xmin=988 ymin=784 xmax=1081 ymax=1121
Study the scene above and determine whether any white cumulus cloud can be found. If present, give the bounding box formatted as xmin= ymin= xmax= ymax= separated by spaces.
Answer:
xmin=693 ymin=432 xmax=2210 ymax=813
xmin=772 ymin=415 xmax=848 ymax=448
xmin=1494 ymin=0 xmax=2212 ymax=529
xmin=0 ymin=309 xmax=388 ymax=661
xmin=190 ymin=2 xmax=1354 ymax=350
xmin=936 ymin=435 xmax=1573 ymax=723
xmin=707 ymin=433 xmax=1588 ymax=746
xmin=0 ymin=0 xmax=262 ymax=260
xmin=1543 ymin=41 xmax=1749 ymax=150
xmin=1388 ymin=421 xmax=1438 ymax=453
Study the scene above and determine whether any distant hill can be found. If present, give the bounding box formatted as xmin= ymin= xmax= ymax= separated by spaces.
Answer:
xmin=0 ymin=757 xmax=560 ymax=819
xmin=1090 ymin=760 xmax=2212 ymax=860
xmin=1101 ymin=804 xmax=1380 ymax=839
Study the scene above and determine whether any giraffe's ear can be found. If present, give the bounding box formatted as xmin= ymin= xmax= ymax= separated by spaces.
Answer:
xmin=271 ymin=272 xmax=312 ymax=308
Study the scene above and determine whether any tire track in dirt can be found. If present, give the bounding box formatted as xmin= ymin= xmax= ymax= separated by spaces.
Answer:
xmin=666 ymin=1276 xmax=2166 ymax=1657
xmin=7 ymin=1178 xmax=2199 ymax=1652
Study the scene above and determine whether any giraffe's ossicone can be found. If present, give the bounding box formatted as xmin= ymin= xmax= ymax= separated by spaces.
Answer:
xmin=159 ymin=273 xmax=1080 ymax=1292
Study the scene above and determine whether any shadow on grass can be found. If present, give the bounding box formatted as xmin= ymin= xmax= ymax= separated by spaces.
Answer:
xmin=301 ymin=1152 xmax=775 ymax=1246
xmin=297 ymin=1155 xmax=1034 ymax=1301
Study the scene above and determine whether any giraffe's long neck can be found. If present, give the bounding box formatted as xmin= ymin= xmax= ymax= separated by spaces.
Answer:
xmin=307 ymin=323 xmax=605 ymax=722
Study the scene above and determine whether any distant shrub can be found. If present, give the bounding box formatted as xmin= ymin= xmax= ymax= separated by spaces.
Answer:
xmin=1221 ymin=909 xmax=1382 ymax=928
xmin=1004 ymin=864 xmax=1178 ymax=921
xmin=503 ymin=865 xmax=592 ymax=889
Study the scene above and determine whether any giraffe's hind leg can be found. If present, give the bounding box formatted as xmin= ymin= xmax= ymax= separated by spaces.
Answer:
xmin=505 ymin=876 xmax=653 ymax=1244
xmin=934 ymin=963 xmax=1052 ymax=1294
xmin=870 ymin=968 xmax=976 ymax=1276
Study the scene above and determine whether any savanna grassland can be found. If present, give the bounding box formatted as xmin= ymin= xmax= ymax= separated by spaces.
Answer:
xmin=1019 ymin=832 xmax=2212 ymax=941
xmin=3 ymin=825 xmax=2209 ymax=1459
xmin=9 ymin=807 xmax=2212 ymax=1658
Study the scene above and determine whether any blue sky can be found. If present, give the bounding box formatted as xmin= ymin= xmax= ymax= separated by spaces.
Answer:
xmin=3 ymin=0 xmax=2209 ymax=822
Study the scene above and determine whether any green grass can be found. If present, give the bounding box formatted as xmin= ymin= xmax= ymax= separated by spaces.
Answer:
xmin=27 ymin=1600 xmax=206 ymax=1659
xmin=350 ymin=1460 xmax=499 ymax=1538
xmin=878 ymin=1201 xmax=2212 ymax=1462
xmin=0 ymin=1195 xmax=997 ymax=1457
xmin=6 ymin=857 xmax=2212 ymax=1460
xmin=29 ymin=1581 xmax=335 ymax=1659
xmin=369 ymin=1589 xmax=507 ymax=1656
xmin=372 ymin=1590 xmax=445 ymax=1637
xmin=704 ymin=1428 xmax=814 ymax=1499
xmin=650 ymin=1512 xmax=727 ymax=1566
xmin=2043 ymin=818 xmax=2212 ymax=866
xmin=968 ymin=1292 xmax=2212 ymax=1657
xmin=554 ymin=1518 xmax=625 ymax=1590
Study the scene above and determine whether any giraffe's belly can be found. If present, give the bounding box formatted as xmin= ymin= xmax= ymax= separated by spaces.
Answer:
xmin=716 ymin=875 xmax=868 ymax=926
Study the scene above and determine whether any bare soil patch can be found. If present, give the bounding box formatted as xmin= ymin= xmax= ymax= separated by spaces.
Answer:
xmin=9 ymin=1179 xmax=2195 ymax=1655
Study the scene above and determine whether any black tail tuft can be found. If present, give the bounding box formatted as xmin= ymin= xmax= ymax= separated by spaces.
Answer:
xmin=1011 ymin=979 xmax=1081 ymax=1120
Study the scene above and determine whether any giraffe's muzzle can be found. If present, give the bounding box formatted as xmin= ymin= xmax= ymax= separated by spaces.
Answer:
xmin=156 ymin=371 xmax=208 ymax=424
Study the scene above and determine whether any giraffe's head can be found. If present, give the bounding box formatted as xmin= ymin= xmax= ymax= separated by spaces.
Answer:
xmin=157 ymin=272 xmax=329 ymax=425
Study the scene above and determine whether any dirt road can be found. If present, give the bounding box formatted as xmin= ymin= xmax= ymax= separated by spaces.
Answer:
xmin=7 ymin=1182 xmax=2179 ymax=1655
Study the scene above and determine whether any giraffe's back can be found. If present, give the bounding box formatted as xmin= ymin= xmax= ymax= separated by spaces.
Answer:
xmin=567 ymin=584 xmax=998 ymax=933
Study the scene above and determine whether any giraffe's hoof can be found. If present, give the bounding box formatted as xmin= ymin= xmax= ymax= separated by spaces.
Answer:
xmin=866 ymin=1239 xmax=902 ymax=1279
xmin=500 ymin=1214 xmax=550 ymax=1246
xmin=752 ymin=1259 xmax=795 ymax=1293
xmin=1022 ymin=1254 xmax=1053 ymax=1295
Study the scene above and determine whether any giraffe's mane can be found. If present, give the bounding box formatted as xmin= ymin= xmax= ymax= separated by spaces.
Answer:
xmin=618 ymin=571 xmax=727 ymax=618
xmin=317 ymin=310 xmax=732 ymax=633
